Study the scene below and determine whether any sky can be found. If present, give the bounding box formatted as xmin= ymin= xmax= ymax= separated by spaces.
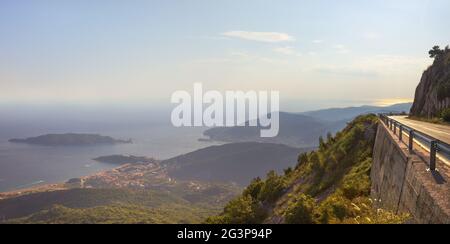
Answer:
xmin=0 ymin=0 xmax=449 ymax=111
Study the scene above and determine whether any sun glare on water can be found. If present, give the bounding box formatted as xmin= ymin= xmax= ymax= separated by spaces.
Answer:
xmin=373 ymin=98 xmax=413 ymax=107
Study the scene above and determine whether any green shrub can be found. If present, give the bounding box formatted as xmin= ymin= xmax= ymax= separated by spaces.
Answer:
xmin=283 ymin=194 xmax=316 ymax=224
xmin=296 ymin=152 xmax=309 ymax=169
xmin=340 ymin=158 xmax=372 ymax=199
xmin=441 ymin=108 xmax=450 ymax=122
xmin=257 ymin=171 xmax=285 ymax=203
xmin=284 ymin=167 xmax=293 ymax=176
xmin=315 ymin=195 xmax=350 ymax=223
xmin=242 ymin=177 xmax=264 ymax=200
xmin=206 ymin=195 xmax=266 ymax=224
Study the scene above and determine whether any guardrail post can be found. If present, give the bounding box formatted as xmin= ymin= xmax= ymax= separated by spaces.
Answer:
xmin=399 ymin=126 xmax=403 ymax=142
xmin=430 ymin=141 xmax=437 ymax=171
xmin=409 ymin=130 xmax=414 ymax=152
xmin=394 ymin=122 xmax=397 ymax=134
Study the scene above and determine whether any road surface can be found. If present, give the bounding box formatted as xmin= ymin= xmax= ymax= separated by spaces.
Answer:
xmin=389 ymin=116 xmax=450 ymax=144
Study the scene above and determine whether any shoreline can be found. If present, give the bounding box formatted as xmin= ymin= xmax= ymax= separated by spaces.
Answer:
xmin=0 ymin=183 xmax=66 ymax=200
xmin=0 ymin=162 xmax=138 ymax=200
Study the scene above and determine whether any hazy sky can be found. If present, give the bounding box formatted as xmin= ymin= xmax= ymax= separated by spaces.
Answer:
xmin=1 ymin=0 xmax=449 ymax=111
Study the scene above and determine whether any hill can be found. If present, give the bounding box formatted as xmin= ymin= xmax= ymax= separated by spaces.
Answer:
xmin=206 ymin=115 xmax=407 ymax=224
xmin=0 ymin=186 xmax=237 ymax=224
xmin=202 ymin=104 xmax=412 ymax=148
xmin=9 ymin=133 xmax=132 ymax=146
xmin=203 ymin=112 xmax=333 ymax=148
xmin=6 ymin=204 xmax=208 ymax=224
xmin=163 ymin=142 xmax=308 ymax=185
xmin=302 ymin=103 xmax=412 ymax=122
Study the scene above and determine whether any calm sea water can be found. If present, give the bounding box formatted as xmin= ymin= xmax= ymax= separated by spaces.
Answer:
xmin=0 ymin=125 xmax=220 ymax=192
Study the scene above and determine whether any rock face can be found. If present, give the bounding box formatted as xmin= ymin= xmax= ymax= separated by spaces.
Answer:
xmin=410 ymin=50 xmax=450 ymax=118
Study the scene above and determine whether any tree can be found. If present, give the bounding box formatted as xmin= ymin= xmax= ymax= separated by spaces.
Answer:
xmin=296 ymin=152 xmax=308 ymax=169
xmin=243 ymin=177 xmax=264 ymax=200
xmin=429 ymin=45 xmax=445 ymax=59
xmin=326 ymin=132 xmax=334 ymax=144
xmin=212 ymin=195 xmax=263 ymax=224
xmin=257 ymin=171 xmax=285 ymax=203
xmin=283 ymin=167 xmax=293 ymax=176
xmin=283 ymin=194 xmax=316 ymax=224
xmin=319 ymin=136 xmax=326 ymax=150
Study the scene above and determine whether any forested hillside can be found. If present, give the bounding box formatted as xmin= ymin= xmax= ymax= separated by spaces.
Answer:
xmin=207 ymin=115 xmax=408 ymax=224
xmin=0 ymin=186 xmax=238 ymax=224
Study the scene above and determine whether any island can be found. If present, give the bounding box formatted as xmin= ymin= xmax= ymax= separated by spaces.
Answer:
xmin=93 ymin=155 xmax=153 ymax=165
xmin=8 ymin=133 xmax=132 ymax=146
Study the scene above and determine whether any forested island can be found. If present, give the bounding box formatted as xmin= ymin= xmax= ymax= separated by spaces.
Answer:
xmin=9 ymin=133 xmax=132 ymax=146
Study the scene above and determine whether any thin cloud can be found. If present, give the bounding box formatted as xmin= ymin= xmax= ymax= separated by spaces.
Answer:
xmin=221 ymin=31 xmax=295 ymax=43
xmin=315 ymin=66 xmax=379 ymax=78
xmin=333 ymin=44 xmax=350 ymax=54
xmin=230 ymin=51 xmax=252 ymax=59
xmin=273 ymin=46 xmax=296 ymax=55
xmin=357 ymin=55 xmax=430 ymax=73
xmin=363 ymin=32 xmax=381 ymax=40
xmin=312 ymin=40 xmax=324 ymax=44
xmin=188 ymin=35 xmax=231 ymax=41
xmin=190 ymin=50 xmax=289 ymax=65
xmin=315 ymin=54 xmax=430 ymax=78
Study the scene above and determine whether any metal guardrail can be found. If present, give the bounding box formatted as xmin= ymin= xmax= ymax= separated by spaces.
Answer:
xmin=379 ymin=114 xmax=450 ymax=171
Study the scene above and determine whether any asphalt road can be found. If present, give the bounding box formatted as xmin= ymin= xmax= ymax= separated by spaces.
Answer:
xmin=389 ymin=116 xmax=450 ymax=144
xmin=388 ymin=116 xmax=450 ymax=167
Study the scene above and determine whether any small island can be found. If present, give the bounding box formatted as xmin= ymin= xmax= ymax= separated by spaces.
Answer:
xmin=93 ymin=155 xmax=154 ymax=165
xmin=9 ymin=133 xmax=132 ymax=146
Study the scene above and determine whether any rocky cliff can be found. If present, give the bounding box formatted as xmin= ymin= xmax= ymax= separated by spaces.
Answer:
xmin=410 ymin=47 xmax=450 ymax=118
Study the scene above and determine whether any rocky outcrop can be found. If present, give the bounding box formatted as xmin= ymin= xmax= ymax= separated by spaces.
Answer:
xmin=410 ymin=49 xmax=450 ymax=118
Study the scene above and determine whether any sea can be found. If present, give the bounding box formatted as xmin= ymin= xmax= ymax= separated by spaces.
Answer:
xmin=0 ymin=107 xmax=221 ymax=192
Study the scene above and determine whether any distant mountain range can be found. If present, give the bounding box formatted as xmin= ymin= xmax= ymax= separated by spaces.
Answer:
xmin=9 ymin=133 xmax=132 ymax=146
xmin=204 ymin=113 xmax=333 ymax=148
xmin=301 ymin=103 xmax=412 ymax=122
xmin=163 ymin=142 xmax=309 ymax=185
xmin=203 ymin=103 xmax=412 ymax=148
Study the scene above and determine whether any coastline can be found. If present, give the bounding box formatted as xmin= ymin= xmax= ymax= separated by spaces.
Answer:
xmin=0 ymin=162 xmax=139 ymax=200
